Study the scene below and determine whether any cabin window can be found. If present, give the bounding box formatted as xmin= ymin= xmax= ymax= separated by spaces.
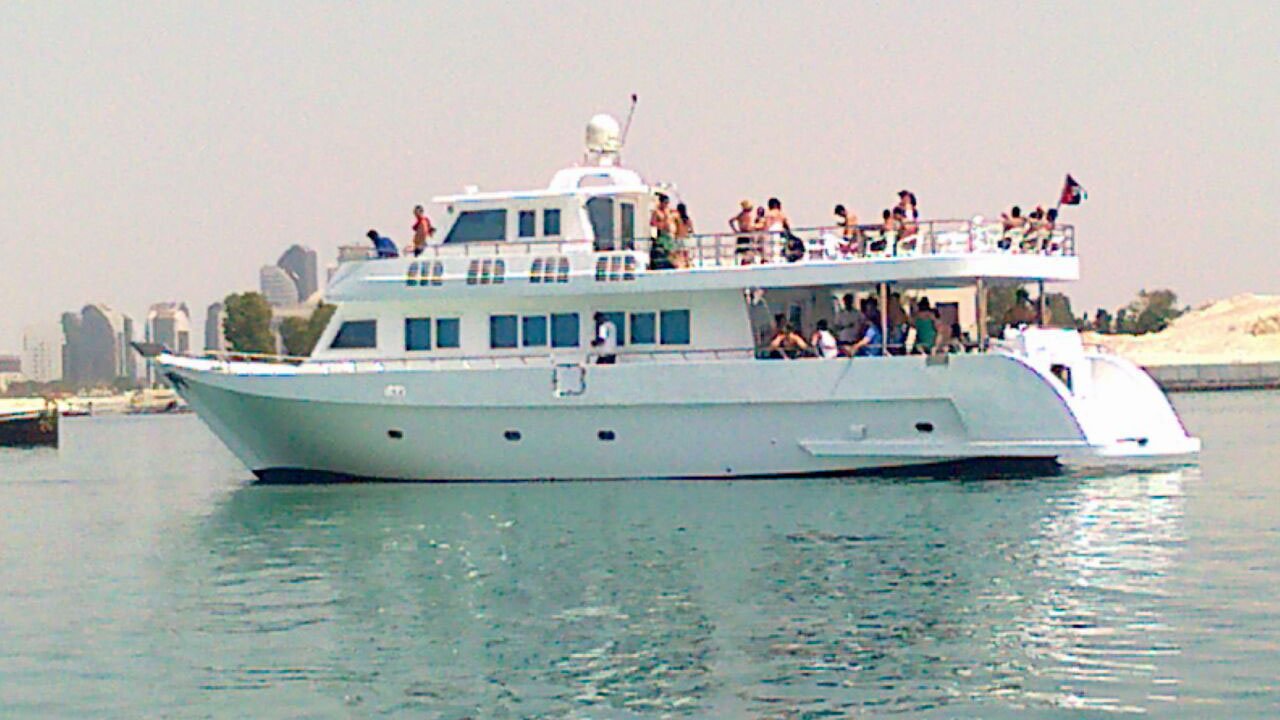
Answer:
xmin=620 ymin=203 xmax=635 ymax=249
xmin=522 ymin=316 xmax=548 ymax=347
xmin=436 ymin=318 xmax=461 ymax=348
xmin=405 ymin=317 xmax=432 ymax=351
xmin=587 ymin=197 xmax=615 ymax=250
xmin=660 ymin=310 xmax=691 ymax=345
xmin=599 ymin=312 xmax=627 ymax=347
xmin=490 ymin=315 xmax=518 ymax=349
xmin=445 ymin=209 xmax=507 ymax=243
xmin=518 ymin=210 xmax=536 ymax=238
xmin=330 ymin=320 xmax=377 ymax=350
xmin=543 ymin=208 xmax=561 ymax=237
xmin=550 ymin=313 xmax=580 ymax=348
xmin=630 ymin=312 xmax=656 ymax=344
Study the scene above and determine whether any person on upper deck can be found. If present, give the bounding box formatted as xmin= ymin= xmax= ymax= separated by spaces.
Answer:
xmin=896 ymin=191 xmax=919 ymax=238
xmin=763 ymin=198 xmax=791 ymax=262
xmin=411 ymin=205 xmax=435 ymax=257
xmin=650 ymin=193 xmax=676 ymax=269
xmin=897 ymin=190 xmax=919 ymax=220
xmin=834 ymin=205 xmax=861 ymax=256
xmin=730 ymin=199 xmax=756 ymax=264
xmin=672 ymin=203 xmax=694 ymax=268
xmin=1001 ymin=205 xmax=1027 ymax=232
xmin=367 ymin=229 xmax=399 ymax=259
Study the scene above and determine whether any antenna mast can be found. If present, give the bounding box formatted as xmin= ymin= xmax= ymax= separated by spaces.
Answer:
xmin=619 ymin=93 xmax=638 ymax=149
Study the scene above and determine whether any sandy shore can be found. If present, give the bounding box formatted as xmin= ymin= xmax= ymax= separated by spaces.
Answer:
xmin=1086 ymin=293 xmax=1280 ymax=366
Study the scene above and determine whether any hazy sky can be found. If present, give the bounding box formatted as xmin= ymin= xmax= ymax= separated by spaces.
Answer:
xmin=2 ymin=1 xmax=1277 ymax=350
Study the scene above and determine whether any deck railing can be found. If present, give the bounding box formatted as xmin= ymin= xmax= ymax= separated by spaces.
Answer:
xmin=338 ymin=219 xmax=1075 ymax=268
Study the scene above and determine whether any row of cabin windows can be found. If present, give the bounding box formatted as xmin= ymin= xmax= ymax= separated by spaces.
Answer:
xmin=446 ymin=208 xmax=562 ymax=244
xmin=490 ymin=309 xmax=690 ymax=349
xmin=489 ymin=313 xmax=582 ymax=349
xmin=329 ymin=309 xmax=690 ymax=352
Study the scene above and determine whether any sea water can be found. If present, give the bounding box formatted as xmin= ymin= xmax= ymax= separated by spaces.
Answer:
xmin=0 ymin=392 xmax=1277 ymax=718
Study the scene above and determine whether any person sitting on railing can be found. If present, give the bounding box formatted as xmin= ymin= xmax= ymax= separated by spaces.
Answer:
xmin=834 ymin=204 xmax=862 ymax=256
xmin=896 ymin=191 xmax=920 ymax=239
xmin=366 ymin=229 xmax=399 ymax=259
xmin=729 ymin=199 xmax=756 ymax=264
xmin=767 ymin=321 xmax=810 ymax=359
xmin=842 ymin=316 xmax=883 ymax=357
xmin=809 ymin=319 xmax=839 ymax=359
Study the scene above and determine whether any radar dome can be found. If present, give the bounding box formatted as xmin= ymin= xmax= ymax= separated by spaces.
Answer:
xmin=585 ymin=114 xmax=622 ymax=153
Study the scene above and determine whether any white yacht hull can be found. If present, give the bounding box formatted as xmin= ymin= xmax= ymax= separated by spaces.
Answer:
xmin=159 ymin=351 xmax=1198 ymax=482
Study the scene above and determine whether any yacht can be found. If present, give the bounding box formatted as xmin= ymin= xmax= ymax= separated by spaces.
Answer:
xmin=154 ymin=115 xmax=1199 ymax=482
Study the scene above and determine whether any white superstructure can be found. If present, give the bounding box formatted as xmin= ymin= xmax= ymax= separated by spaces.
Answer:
xmin=154 ymin=117 xmax=1199 ymax=482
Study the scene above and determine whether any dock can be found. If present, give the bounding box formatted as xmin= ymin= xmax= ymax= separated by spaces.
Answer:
xmin=1145 ymin=362 xmax=1280 ymax=392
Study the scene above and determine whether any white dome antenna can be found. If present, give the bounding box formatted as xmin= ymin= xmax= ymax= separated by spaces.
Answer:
xmin=583 ymin=95 xmax=638 ymax=167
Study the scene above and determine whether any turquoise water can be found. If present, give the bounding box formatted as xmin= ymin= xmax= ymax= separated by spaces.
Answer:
xmin=1 ymin=392 xmax=1277 ymax=718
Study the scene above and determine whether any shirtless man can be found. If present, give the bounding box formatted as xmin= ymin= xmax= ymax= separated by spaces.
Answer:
xmin=650 ymin=193 xmax=676 ymax=269
xmin=834 ymin=204 xmax=861 ymax=256
xmin=729 ymin=200 xmax=755 ymax=264
xmin=761 ymin=198 xmax=791 ymax=262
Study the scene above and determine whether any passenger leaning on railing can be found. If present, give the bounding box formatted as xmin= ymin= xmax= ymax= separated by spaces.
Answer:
xmin=366 ymin=229 xmax=399 ymax=258
xmin=834 ymin=205 xmax=862 ymax=256
xmin=649 ymin=193 xmax=679 ymax=270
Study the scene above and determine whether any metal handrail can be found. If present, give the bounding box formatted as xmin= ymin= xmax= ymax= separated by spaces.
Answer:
xmin=341 ymin=219 xmax=1076 ymax=269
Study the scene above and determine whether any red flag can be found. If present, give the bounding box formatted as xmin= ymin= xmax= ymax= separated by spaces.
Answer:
xmin=1060 ymin=174 xmax=1087 ymax=205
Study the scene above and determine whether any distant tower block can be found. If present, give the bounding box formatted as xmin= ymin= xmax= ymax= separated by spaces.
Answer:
xmin=584 ymin=114 xmax=622 ymax=166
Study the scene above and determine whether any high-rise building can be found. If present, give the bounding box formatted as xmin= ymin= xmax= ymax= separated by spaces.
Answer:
xmin=0 ymin=354 xmax=22 ymax=393
xmin=278 ymin=245 xmax=319 ymax=304
xmin=145 ymin=303 xmax=191 ymax=384
xmin=146 ymin=302 xmax=192 ymax=353
xmin=259 ymin=265 xmax=299 ymax=307
xmin=205 ymin=302 xmax=227 ymax=352
xmin=20 ymin=324 xmax=63 ymax=383
xmin=60 ymin=304 xmax=135 ymax=388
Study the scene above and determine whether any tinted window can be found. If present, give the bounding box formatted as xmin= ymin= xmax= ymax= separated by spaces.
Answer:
xmin=330 ymin=320 xmax=377 ymax=349
xmin=550 ymin=313 xmax=579 ymax=348
xmin=543 ymin=208 xmax=561 ymax=236
xmin=436 ymin=318 xmax=460 ymax=348
xmin=660 ymin=310 xmax=690 ymax=345
xmin=490 ymin=315 xmax=518 ymax=349
xmin=522 ymin=316 xmax=548 ymax=347
xmin=600 ymin=312 xmax=626 ymax=347
xmin=518 ymin=210 xmax=535 ymax=238
xmin=630 ymin=312 xmax=656 ymax=344
xmin=445 ymin=209 xmax=507 ymax=243
xmin=405 ymin=317 xmax=432 ymax=351
xmin=587 ymin=197 xmax=614 ymax=249
xmin=620 ymin=203 xmax=635 ymax=246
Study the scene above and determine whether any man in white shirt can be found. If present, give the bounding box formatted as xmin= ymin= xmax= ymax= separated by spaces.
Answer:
xmin=592 ymin=312 xmax=618 ymax=365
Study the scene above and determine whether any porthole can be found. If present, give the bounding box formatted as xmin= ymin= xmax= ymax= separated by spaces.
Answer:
xmin=504 ymin=430 xmax=522 ymax=442
xmin=597 ymin=430 xmax=616 ymax=441
xmin=914 ymin=422 xmax=934 ymax=433
xmin=387 ymin=429 xmax=404 ymax=440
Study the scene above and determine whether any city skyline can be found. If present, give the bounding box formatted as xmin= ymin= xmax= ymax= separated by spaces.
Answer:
xmin=2 ymin=3 xmax=1279 ymax=352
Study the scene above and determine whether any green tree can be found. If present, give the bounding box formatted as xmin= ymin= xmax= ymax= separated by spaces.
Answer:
xmin=1044 ymin=292 xmax=1075 ymax=328
xmin=1129 ymin=289 xmax=1183 ymax=335
xmin=222 ymin=292 xmax=274 ymax=354
xmin=280 ymin=303 xmax=336 ymax=357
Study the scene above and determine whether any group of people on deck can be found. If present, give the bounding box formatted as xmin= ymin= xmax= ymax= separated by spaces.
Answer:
xmin=999 ymin=205 xmax=1059 ymax=252
xmin=764 ymin=292 xmax=967 ymax=360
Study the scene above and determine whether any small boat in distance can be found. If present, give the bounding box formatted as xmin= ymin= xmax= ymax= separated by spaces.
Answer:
xmin=0 ymin=399 xmax=59 ymax=447
xmin=150 ymin=115 xmax=1199 ymax=482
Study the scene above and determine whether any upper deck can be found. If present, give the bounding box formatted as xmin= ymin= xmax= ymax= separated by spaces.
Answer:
xmin=328 ymin=218 xmax=1078 ymax=303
